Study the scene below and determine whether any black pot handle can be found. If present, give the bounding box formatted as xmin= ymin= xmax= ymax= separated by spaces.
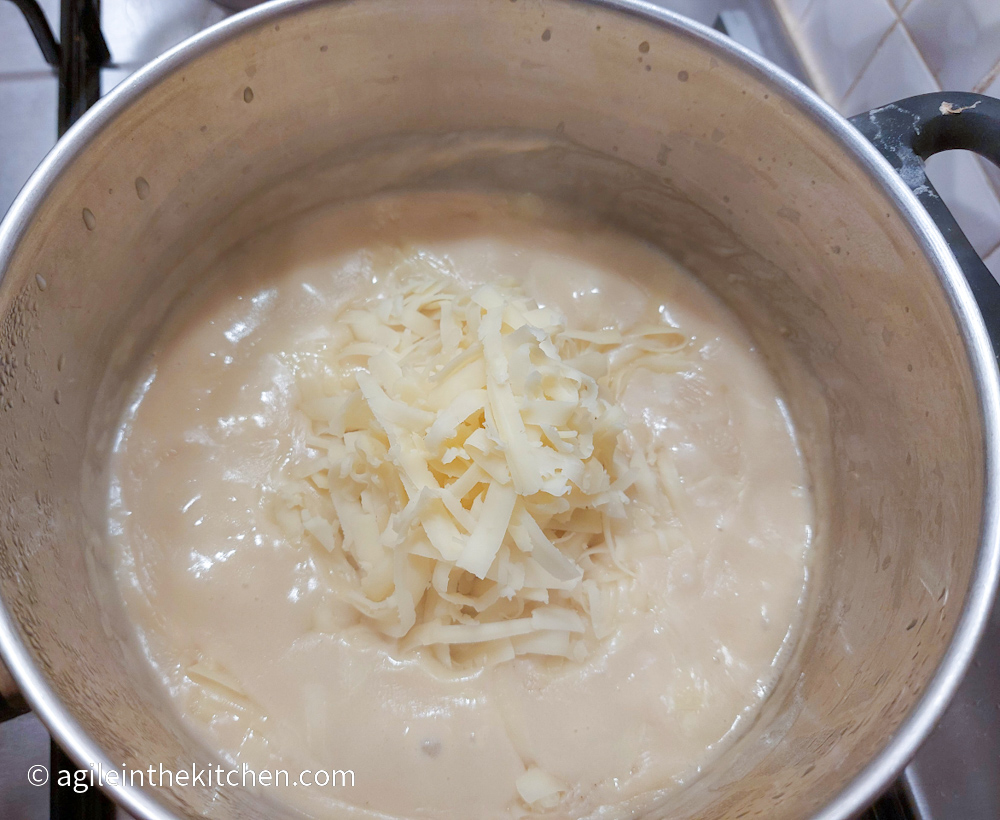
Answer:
xmin=849 ymin=92 xmax=1000 ymax=355
xmin=851 ymin=92 xmax=1000 ymax=820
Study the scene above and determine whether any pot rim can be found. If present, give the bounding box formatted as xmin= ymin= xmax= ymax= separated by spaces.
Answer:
xmin=0 ymin=2 xmax=997 ymax=819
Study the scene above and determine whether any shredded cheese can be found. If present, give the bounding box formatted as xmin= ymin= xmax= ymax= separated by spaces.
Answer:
xmin=274 ymin=256 xmax=689 ymax=668
xmin=515 ymin=767 xmax=566 ymax=808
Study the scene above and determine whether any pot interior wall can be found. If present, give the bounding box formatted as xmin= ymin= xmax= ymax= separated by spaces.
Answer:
xmin=0 ymin=1 xmax=986 ymax=818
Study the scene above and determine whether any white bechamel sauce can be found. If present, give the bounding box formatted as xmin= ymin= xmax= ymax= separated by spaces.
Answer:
xmin=105 ymin=193 xmax=812 ymax=819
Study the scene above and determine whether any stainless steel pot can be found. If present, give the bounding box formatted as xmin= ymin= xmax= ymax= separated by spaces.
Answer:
xmin=1 ymin=1 xmax=999 ymax=818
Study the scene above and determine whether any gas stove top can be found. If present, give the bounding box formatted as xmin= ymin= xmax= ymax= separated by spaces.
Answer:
xmin=0 ymin=2 xmax=997 ymax=819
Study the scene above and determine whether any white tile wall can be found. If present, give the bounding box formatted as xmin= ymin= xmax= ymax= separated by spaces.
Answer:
xmin=777 ymin=0 xmax=1000 ymax=273
xmin=904 ymin=0 xmax=1000 ymax=92
xmin=840 ymin=23 xmax=936 ymax=116
xmin=798 ymin=0 xmax=896 ymax=102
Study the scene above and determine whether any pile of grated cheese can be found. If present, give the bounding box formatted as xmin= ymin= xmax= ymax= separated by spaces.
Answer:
xmin=274 ymin=255 xmax=688 ymax=668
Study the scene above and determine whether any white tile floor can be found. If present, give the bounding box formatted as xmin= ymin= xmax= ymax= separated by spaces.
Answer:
xmin=0 ymin=0 xmax=60 ymax=215
xmin=0 ymin=714 xmax=48 ymax=820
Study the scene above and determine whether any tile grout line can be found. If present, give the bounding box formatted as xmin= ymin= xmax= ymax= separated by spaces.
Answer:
xmin=974 ymin=56 xmax=1000 ymax=95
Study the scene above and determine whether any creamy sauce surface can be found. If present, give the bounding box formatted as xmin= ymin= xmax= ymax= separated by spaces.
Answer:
xmin=105 ymin=193 xmax=812 ymax=819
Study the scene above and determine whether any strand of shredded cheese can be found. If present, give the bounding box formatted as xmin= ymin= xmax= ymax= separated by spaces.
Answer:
xmin=274 ymin=254 xmax=689 ymax=668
